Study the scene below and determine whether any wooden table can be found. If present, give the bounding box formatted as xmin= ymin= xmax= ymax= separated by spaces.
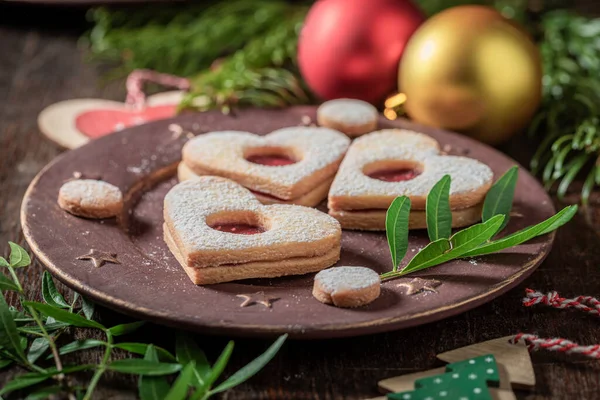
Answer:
xmin=1 ymin=3 xmax=600 ymax=399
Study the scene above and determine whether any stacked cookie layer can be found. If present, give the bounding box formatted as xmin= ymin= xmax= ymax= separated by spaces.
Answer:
xmin=164 ymin=176 xmax=342 ymax=285
xmin=328 ymin=129 xmax=494 ymax=230
xmin=179 ymin=127 xmax=350 ymax=207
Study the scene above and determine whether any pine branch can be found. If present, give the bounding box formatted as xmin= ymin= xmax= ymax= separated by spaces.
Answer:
xmin=179 ymin=8 xmax=310 ymax=113
xmin=84 ymin=0 xmax=303 ymax=78
xmin=529 ymin=11 xmax=600 ymax=203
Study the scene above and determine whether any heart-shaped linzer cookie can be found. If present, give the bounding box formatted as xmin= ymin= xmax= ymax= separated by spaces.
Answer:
xmin=38 ymin=91 xmax=183 ymax=149
xmin=328 ymin=129 xmax=493 ymax=230
xmin=181 ymin=127 xmax=350 ymax=204
xmin=176 ymin=161 xmax=335 ymax=207
xmin=164 ymin=176 xmax=341 ymax=285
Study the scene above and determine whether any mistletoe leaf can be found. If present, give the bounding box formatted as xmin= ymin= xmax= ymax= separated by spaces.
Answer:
xmin=402 ymin=215 xmax=504 ymax=274
xmin=164 ymin=362 xmax=196 ymax=400
xmin=426 ymin=174 xmax=452 ymax=241
xmin=22 ymin=302 xmax=105 ymax=330
xmin=108 ymin=321 xmax=146 ymax=336
xmin=56 ymin=339 xmax=106 ymax=357
xmin=462 ymin=205 xmax=578 ymax=257
xmin=203 ymin=341 xmax=234 ymax=390
xmin=27 ymin=337 xmax=50 ymax=363
xmin=0 ymin=373 xmax=50 ymax=395
xmin=0 ymin=291 xmax=26 ymax=362
xmin=176 ymin=332 xmax=210 ymax=386
xmin=482 ymin=166 xmax=518 ymax=233
xmin=24 ymin=385 xmax=63 ymax=400
xmin=81 ymin=296 xmax=95 ymax=320
xmin=114 ymin=342 xmax=176 ymax=362
xmin=210 ymin=334 xmax=287 ymax=395
xmin=9 ymin=242 xmax=31 ymax=268
xmin=0 ymin=274 xmax=19 ymax=292
xmin=108 ymin=359 xmax=182 ymax=376
xmin=42 ymin=271 xmax=70 ymax=309
xmin=386 ymin=196 xmax=411 ymax=271
xmin=139 ymin=345 xmax=171 ymax=400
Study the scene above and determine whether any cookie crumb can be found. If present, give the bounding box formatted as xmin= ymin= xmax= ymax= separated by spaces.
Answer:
xmin=169 ymin=123 xmax=184 ymax=138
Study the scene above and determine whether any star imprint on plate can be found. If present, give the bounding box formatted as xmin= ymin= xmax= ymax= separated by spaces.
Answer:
xmin=396 ymin=277 xmax=442 ymax=295
xmin=236 ymin=292 xmax=280 ymax=308
xmin=76 ymin=250 xmax=120 ymax=268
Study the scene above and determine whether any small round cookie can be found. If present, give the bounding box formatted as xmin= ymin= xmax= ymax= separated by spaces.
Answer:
xmin=313 ymin=266 xmax=381 ymax=308
xmin=317 ymin=99 xmax=378 ymax=137
xmin=58 ymin=179 xmax=123 ymax=219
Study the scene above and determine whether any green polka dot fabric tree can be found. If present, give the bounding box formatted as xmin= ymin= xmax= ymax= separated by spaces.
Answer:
xmin=387 ymin=355 xmax=500 ymax=400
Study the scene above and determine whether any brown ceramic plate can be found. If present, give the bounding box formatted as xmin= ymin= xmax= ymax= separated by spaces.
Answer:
xmin=21 ymin=106 xmax=554 ymax=339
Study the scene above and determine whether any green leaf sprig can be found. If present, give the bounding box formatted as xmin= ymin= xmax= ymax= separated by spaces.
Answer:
xmin=381 ymin=166 xmax=577 ymax=281
xmin=0 ymin=242 xmax=287 ymax=399
xmin=386 ymin=196 xmax=411 ymax=272
xmin=425 ymin=174 xmax=452 ymax=241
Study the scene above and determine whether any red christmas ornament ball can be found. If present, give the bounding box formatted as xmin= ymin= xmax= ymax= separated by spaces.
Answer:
xmin=298 ymin=0 xmax=424 ymax=104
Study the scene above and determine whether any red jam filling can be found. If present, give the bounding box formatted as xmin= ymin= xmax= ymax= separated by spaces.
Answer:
xmin=249 ymin=189 xmax=284 ymax=201
xmin=246 ymin=154 xmax=296 ymax=166
xmin=210 ymin=224 xmax=264 ymax=235
xmin=368 ymin=168 xmax=419 ymax=182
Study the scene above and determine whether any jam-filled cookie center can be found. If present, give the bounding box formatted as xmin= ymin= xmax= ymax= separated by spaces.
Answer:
xmin=210 ymin=224 xmax=264 ymax=235
xmin=244 ymin=146 xmax=300 ymax=166
xmin=363 ymin=160 xmax=422 ymax=182
xmin=206 ymin=210 xmax=268 ymax=235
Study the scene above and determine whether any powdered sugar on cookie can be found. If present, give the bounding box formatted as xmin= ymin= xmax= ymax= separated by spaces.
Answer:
xmin=317 ymin=99 xmax=378 ymax=137
xmin=164 ymin=177 xmax=341 ymax=270
xmin=183 ymin=127 xmax=349 ymax=186
xmin=182 ymin=127 xmax=350 ymax=200
xmin=329 ymin=129 xmax=493 ymax=208
xmin=315 ymin=266 xmax=380 ymax=292
xmin=313 ymin=266 xmax=381 ymax=308
xmin=58 ymin=179 xmax=123 ymax=219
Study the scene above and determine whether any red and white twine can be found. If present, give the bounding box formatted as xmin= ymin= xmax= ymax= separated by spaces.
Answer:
xmin=511 ymin=333 xmax=600 ymax=359
xmin=511 ymin=288 xmax=600 ymax=359
xmin=126 ymin=69 xmax=190 ymax=109
xmin=522 ymin=288 xmax=600 ymax=316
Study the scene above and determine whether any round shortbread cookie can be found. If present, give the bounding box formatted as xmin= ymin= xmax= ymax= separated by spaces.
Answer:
xmin=313 ymin=266 xmax=381 ymax=308
xmin=58 ymin=179 xmax=123 ymax=219
xmin=317 ymin=99 xmax=378 ymax=137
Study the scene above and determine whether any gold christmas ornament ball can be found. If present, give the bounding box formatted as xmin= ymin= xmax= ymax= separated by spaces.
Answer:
xmin=399 ymin=6 xmax=542 ymax=144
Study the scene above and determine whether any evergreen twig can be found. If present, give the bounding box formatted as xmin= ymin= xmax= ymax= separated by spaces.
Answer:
xmin=529 ymin=11 xmax=600 ymax=203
